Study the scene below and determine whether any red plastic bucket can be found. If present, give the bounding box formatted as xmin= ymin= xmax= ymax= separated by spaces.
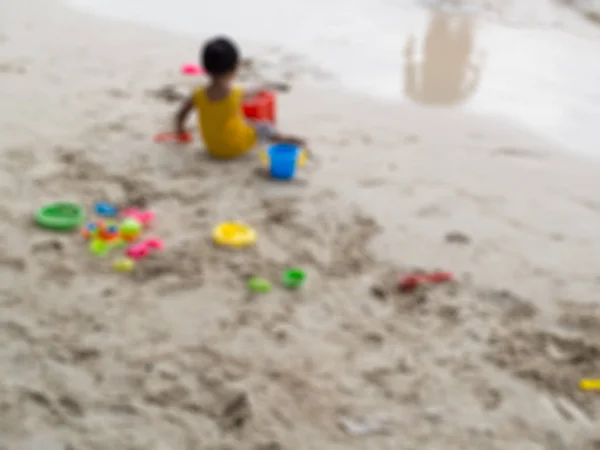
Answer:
xmin=242 ymin=91 xmax=276 ymax=124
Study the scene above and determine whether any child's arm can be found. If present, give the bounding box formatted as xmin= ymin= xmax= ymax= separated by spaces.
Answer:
xmin=242 ymin=82 xmax=290 ymax=100
xmin=175 ymin=96 xmax=194 ymax=135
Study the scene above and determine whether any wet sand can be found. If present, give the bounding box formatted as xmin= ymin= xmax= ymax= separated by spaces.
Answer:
xmin=1 ymin=0 xmax=600 ymax=449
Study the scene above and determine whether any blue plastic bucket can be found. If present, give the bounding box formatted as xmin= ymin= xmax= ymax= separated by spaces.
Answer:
xmin=268 ymin=143 xmax=300 ymax=180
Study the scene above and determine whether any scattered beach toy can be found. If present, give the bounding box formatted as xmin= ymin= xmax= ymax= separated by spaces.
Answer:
xmin=154 ymin=131 xmax=192 ymax=143
xmin=109 ymin=238 xmax=125 ymax=249
xmin=94 ymin=202 xmax=118 ymax=217
xmin=247 ymin=277 xmax=272 ymax=293
xmin=120 ymin=218 xmax=142 ymax=241
xmin=120 ymin=217 xmax=142 ymax=232
xmin=243 ymin=90 xmax=276 ymax=124
xmin=100 ymin=223 xmax=120 ymax=240
xmin=113 ymin=257 xmax=135 ymax=272
xmin=135 ymin=212 xmax=153 ymax=228
xmin=89 ymin=239 xmax=110 ymax=256
xmin=144 ymin=238 xmax=164 ymax=250
xmin=80 ymin=222 xmax=98 ymax=239
xmin=181 ymin=63 xmax=205 ymax=76
xmin=260 ymin=143 xmax=308 ymax=180
xmin=120 ymin=231 xmax=140 ymax=243
xmin=121 ymin=209 xmax=154 ymax=228
xmin=212 ymin=222 xmax=257 ymax=248
xmin=35 ymin=202 xmax=85 ymax=231
xmin=398 ymin=271 xmax=453 ymax=292
xmin=282 ymin=268 xmax=306 ymax=289
xmin=126 ymin=243 xmax=150 ymax=260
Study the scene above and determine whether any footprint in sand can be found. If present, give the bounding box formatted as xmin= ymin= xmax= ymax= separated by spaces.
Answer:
xmin=30 ymin=239 xmax=64 ymax=256
xmin=358 ymin=177 xmax=386 ymax=187
xmin=146 ymin=84 xmax=187 ymax=103
xmin=219 ymin=391 xmax=252 ymax=431
xmin=473 ymin=383 xmax=503 ymax=411
xmin=24 ymin=389 xmax=55 ymax=412
xmin=362 ymin=331 xmax=385 ymax=346
xmin=3 ymin=146 xmax=37 ymax=173
xmin=58 ymin=395 xmax=84 ymax=417
xmin=556 ymin=299 xmax=600 ymax=337
xmin=417 ymin=204 xmax=447 ymax=218
xmin=0 ymin=62 xmax=26 ymax=74
xmin=40 ymin=263 xmax=77 ymax=287
xmin=444 ymin=230 xmax=471 ymax=244
xmin=0 ymin=255 xmax=26 ymax=273
xmin=477 ymin=288 xmax=538 ymax=321
xmin=584 ymin=10 xmax=600 ymax=25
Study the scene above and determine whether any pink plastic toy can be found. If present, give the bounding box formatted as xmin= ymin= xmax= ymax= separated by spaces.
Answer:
xmin=121 ymin=208 xmax=155 ymax=228
xmin=144 ymin=238 xmax=164 ymax=250
xmin=126 ymin=243 xmax=149 ymax=260
xmin=121 ymin=208 xmax=138 ymax=217
xmin=181 ymin=64 xmax=205 ymax=76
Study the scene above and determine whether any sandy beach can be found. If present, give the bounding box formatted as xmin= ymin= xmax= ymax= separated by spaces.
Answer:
xmin=1 ymin=0 xmax=600 ymax=449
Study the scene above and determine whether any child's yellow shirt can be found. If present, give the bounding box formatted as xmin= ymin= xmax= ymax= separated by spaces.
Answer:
xmin=192 ymin=86 xmax=257 ymax=158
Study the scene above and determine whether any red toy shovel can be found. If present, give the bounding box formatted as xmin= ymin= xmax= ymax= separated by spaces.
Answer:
xmin=398 ymin=271 xmax=453 ymax=292
xmin=153 ymin=132 xmax=192 ymax=143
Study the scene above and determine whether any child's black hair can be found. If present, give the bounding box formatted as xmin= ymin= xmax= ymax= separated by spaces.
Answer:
xmin=201 ymin=36 xmax=240 ymax=77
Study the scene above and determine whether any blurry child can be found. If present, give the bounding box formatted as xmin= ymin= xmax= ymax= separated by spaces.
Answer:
xmin=174 ymin=36 xmax=305 ymax=159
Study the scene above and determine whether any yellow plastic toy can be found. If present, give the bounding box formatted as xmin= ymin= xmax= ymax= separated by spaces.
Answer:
xmin=113 ymin=257 xmax=135 ymax=272
xmin=212 ymin=222 xmax=257 ymax=248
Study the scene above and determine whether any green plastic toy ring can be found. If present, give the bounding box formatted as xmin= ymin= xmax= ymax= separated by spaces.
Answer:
xmin=35 ymin=202 xmax=85 ymax=231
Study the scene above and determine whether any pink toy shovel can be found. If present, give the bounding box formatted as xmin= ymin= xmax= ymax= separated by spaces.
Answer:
xmin=181 ymin=64 xmax=205 ymax=76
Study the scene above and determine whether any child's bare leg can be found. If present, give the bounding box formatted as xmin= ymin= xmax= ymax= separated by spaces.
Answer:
xmin=251 ymin=121 xmax=307 ymax=148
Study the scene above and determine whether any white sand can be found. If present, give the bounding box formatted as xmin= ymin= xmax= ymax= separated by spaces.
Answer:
xmin=1 ymin=1 xmax=600 ymax=449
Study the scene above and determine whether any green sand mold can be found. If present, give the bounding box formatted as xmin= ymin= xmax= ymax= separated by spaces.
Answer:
xmin=247 ymin=277 xmax=272 ymax=293
xmin=35 ymin=202 xmax=85 ymax=231
xmin=282 ymin=268 xmax=306 ymax=290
